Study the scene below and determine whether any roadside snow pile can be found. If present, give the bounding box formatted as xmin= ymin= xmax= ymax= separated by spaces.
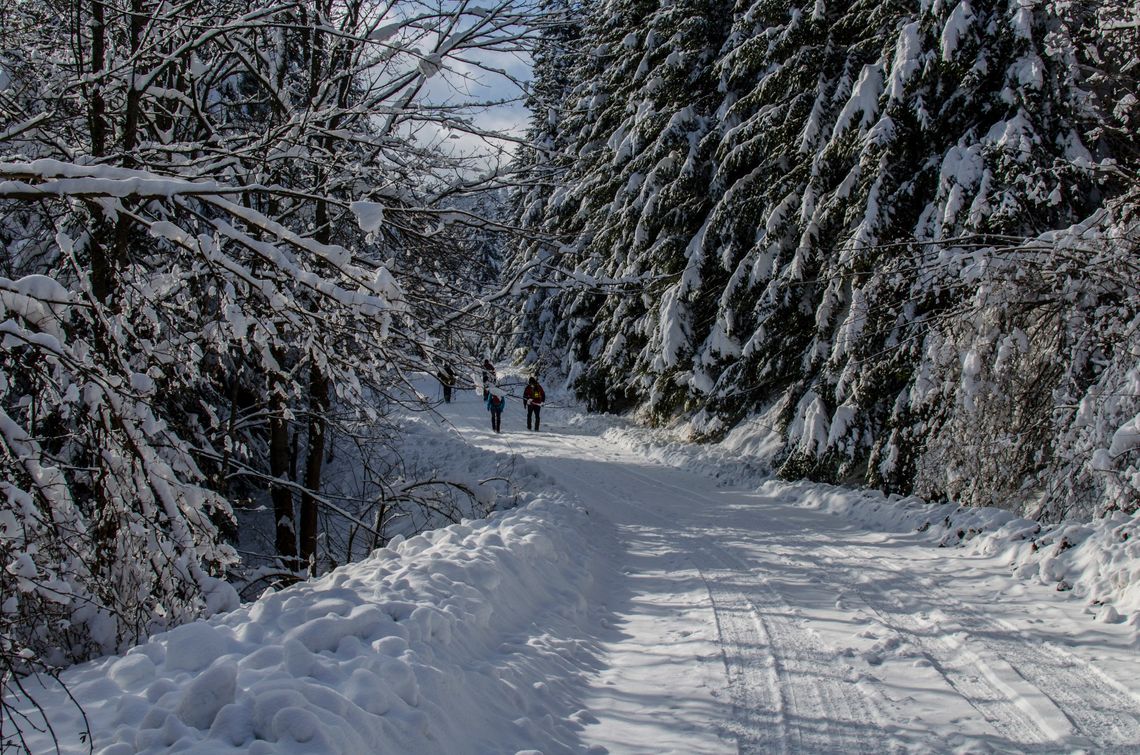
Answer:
xmin=770 ymin=480 xmax=1140 ymax=626
xmin=10 ymin=497 xmax=604 ymax=754
xmin=565 ymin=413 xmax=773 ymax=487
xmin=569 ymin=407 xmax=1140 ymax=627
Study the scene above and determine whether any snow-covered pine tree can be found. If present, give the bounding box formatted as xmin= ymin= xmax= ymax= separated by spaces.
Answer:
xmin=885 ymin=0 xmax=1140 ymax=517
xmin=677 ymin=0 xmax=882 ymax=442
xmin=511 ymin=0 xmax=730 ymax=413
xmin=505 ymin=0 xmax=588 ymax=371
xmin=511 ymin=0 xmax=1135 ymax=518
xmin=684 ymin=0 xmax=1108 ymax=485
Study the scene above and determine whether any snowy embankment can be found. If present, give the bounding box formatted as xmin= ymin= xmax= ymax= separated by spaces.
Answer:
xmin=587 ymin=414 xmax=1140 ymax=626
xmin=12 ymin=496 xmax=607 ymax=754
xmin=779 ymin=482 xmax=1140 ymax=625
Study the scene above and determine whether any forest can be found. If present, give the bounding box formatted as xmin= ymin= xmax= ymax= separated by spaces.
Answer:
xmin=1 ymin=0 xmax=1138 ymax=743
xmin=507 ymin=0 xmax=1140 ymax=522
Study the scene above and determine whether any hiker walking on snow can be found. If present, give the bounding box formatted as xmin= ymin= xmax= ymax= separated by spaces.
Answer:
xmin=438 ymin=363 xmax=456 ymax=403
xmin=481 ymin=359 xmax=496 ymax=400
xmin=523 ymin=376 xmax=545 ymax=431
xmin=485 ymin=384 xmax=505 ymax=433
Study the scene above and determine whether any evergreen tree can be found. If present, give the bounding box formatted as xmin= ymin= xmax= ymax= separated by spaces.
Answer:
xmin=505 ymin=0 xmax=588 ymax=370
xmin=511 ymin=0 xmax=1137 ymax=518
xmin=509 ymin=0 xmax=731 ymax=413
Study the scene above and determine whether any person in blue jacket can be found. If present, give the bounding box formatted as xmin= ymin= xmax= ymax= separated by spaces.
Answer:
xmin=485 ymin=385 xmax=505 ymax=433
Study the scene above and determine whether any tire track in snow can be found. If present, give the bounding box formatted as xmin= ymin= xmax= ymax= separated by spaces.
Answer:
xmin=899 ymin=570 xmax=1140 ymax=749
xmin=696 ymin=565 xmax=789 ymax=753
xmin=694 ymin=550 xmax=886 ymax=754
xmin=831 ymin=561 xmax=1055 ymax=747
xmin=594 ymin=461 xmax=890 ymax=754
xmin=819 ymin=544 xmax=1140 ymax=750
xmin=551 ymin=458 xmax=787 ymax=750
xmin=1037 ymin=640 xmax=1140 ymax=746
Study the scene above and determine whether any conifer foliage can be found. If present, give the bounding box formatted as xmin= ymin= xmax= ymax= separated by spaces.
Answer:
xmin=507 ymin=0 xmax=1139 ymax=518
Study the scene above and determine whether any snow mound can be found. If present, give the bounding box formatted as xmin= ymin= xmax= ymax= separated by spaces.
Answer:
xmin=768 ymin=480 xmax=1140 ymax=623
xmin=12 ymin=497 xmax=603 ymax=754
xmin=572 ymin=408 xmax=1140 ymax=625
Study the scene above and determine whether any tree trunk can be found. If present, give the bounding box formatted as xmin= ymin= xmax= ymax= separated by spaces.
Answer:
xmin=108 ymin=0 xmax=147 ymax=276
xmin=86 ymin=0 xmax=116 ymax=304
xmin=87 ymin=0 xmax=108 ymax=158
xmin=296 ymin=11 xmax=333 ymax=574
xmin=269 ymin=374 xmax=297 ymax=569
xmin=298 ymin=365 xmax=329 ymax=575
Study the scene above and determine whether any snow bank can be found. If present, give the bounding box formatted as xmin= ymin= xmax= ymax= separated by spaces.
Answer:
xmin=575 ymin=409 xmax=1140 ymax=627
xmin=776 ymin=481 xmax=1140 ymax=625
xmin=563 ymin=413 xmax=772 ymax=488
xmin=11 ymin=497 xmax=604 ymax=754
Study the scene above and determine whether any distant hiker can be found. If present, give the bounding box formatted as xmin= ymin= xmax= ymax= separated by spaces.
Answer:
xmin=481 ymin=359 xmax=496 ymax=399
xmin=523 ymin=376 xmax=545 ymax=431
xmin=438 ymin=363 xmax=456 ymax=403
xmin=485 ymin=385 xmax=505 ymax=433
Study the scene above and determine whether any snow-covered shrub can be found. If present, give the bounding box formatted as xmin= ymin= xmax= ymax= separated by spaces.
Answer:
xmin=0 ymin=270 xmax=238 ymax=675
xmin=1046 ymin=197 xmax=1140 ymax=518
xmin=876 ymin=190 xmax=1137 ymax=520
xmin=905 ymin=252 xmax=1070 ymax=511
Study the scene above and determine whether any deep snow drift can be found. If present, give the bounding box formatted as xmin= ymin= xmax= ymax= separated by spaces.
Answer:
xmin=8 ymin=378 xmax=1140 ymax=753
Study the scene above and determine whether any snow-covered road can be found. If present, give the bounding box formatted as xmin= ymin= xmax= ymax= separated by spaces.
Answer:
xmin=11 ymin=383 xmax=1140 ymax=754
xmin=463 ymin=388 xmax=1140 ymax=754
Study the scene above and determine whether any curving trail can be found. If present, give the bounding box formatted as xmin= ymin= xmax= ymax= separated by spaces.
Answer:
xmin=455 ymin=388 xmax=1140 ymax=754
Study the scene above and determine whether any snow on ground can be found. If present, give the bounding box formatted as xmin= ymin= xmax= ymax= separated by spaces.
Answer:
xmin=234 ymin=382 xmax=555 ymax=575
xmin=11 ymin=496 xmax=610 ymax=754
xmin=588 ymin=413 xmax=1140 ymax=624
xmin=8 ymin=373 xmax=1140 ymax=753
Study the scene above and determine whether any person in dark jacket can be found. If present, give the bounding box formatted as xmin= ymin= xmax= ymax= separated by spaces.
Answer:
xmin=481 ymin=359 xmax=496 ymax=400
xmin=523 ymin=376 xmax=545 ymax=431
xmin=438 ymin=363 xmax=456 ymax=403
xmin=485 ymin=385 xmax=505 ymax=432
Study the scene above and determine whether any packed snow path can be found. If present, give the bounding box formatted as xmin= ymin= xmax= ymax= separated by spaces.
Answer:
xmin=458 ymin=389 xmax=1140 ymax=754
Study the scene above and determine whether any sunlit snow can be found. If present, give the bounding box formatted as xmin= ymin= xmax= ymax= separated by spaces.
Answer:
xmin=10 ymin=377 xmax=1140 ymax=753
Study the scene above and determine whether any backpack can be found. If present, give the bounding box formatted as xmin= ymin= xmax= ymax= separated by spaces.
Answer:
xmin=489 ymin=393 xmax=503 ymax=410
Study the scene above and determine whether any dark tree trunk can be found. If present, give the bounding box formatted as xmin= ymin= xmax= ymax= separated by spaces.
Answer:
xmin=86 ymin=0 xmax=116 ymax=304
xmin=294 ymin=9 xmax=335 ymax=575
xmin=298 ymin=365 xmax=329 ymax=575
xmin=270 ymin=375 xmax=297 ymax=569
xmin=87 ymin=0 xmax=108 ymax=158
